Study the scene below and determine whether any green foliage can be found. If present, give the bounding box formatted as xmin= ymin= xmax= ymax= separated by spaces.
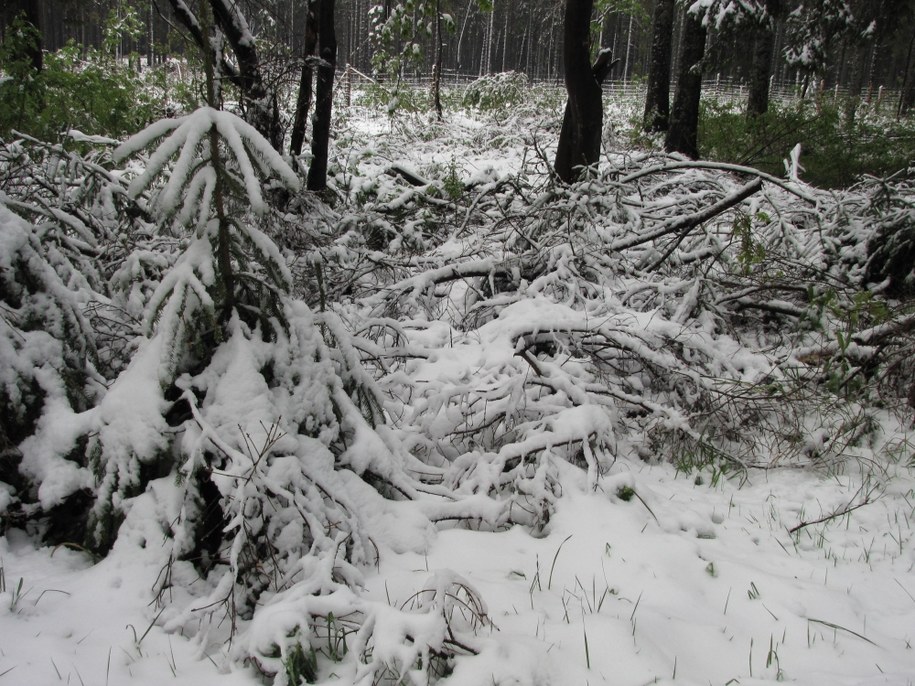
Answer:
xmin=732 ymin=210 xmax=768 ymax=275
xmin=698 ymin=98 xmax=915 ymax=188
xmin=101 ymin=4 xmax=144 ymax=60
xmin=281 ymin=638 xmax=318 ymax=685
xmin=807 ymin=288 xmax=891 ymax=398
xmin=462 ymin=71 xmax=529 ymax=113
xmin=0 ymin=15 xmax=44 ymax=135
xmin=360 ymin=80 xmax=430 ymax=115
xmin=615 ymin=484 xmax=636 ymax=502
xmin=0 ymin=7 xmax=162 ymax=141
xmin=369 ymin=0 xmax=456 ymax=79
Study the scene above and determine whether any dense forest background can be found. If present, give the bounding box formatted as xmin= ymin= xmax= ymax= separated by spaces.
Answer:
xmin=3 ymin=0 xmax=914 ymax=93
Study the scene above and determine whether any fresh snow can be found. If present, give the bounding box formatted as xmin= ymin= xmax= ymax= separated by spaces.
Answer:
xmin=3 ymin=459 xmax=915 ymax=685
xmin=3 ymin=87 xmax=915 ymax=686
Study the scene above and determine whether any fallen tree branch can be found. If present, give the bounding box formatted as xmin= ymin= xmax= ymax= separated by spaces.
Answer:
xmin=619 ymin=159 xmax=818 ymax=204
xmin=613 ymin=178 xmax=763 ymax=252
xmin=787 ymin=485 xmax=880 ymax=535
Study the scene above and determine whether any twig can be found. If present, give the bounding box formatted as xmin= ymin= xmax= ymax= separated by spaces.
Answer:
xmin=788 ymin=487 xmax=879 ymax=534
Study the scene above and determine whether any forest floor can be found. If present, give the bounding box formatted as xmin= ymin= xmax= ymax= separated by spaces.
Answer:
xmin=3 ymin=457 xmax=915 ymax=685
xmin=3 ymin=90 xmax=915 ymax=686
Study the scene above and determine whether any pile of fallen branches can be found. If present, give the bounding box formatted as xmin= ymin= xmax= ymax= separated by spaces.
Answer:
xmin=315 ymin=149 xmax=914 ymax=518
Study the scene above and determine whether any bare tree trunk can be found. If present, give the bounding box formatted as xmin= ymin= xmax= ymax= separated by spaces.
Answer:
xmin=666 ymin=7 xmax=706 ymax=159
xmin=290 ymin=1 xmax=317 ymax=156
xmin=622 ymin=13 xmax=633 ymax=80
xmin=554 ymin=0 xmax=609 ymax=183
xmin=166 ymin=0 xmax=282 ymax=151
xmin=308 ymin=0 xmax=337 ymax=193
xmin=747 ymin=0 xmax=779 ymax=118
xmin=432 ymin=0 xmax=443 ymax=119
xmin=209 ymin=0 xmax=283 ymax=151
xmin=899 ymin=31 xmax=915 ymax=117
xmin=643 ymin=0 xmax=674 ymax=132
xmin=484 ymin=0 xmax=495 ymax=74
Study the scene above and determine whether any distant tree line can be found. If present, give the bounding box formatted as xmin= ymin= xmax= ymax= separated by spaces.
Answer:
xmin=3 ymin=0 xmax=914 ymax=94
xmin=3 ymin=1 xmax=914 ymax=182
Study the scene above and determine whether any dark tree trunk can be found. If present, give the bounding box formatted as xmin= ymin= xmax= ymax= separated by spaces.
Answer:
xmin=643 ymin=0 xmax=675 ymax=132
xmin=554 ymin=0 xmax=604 ymax=184
xmin=290 ymin=2 xmax=318 ymax=157
xmin=167 ymin=0 xmax=240 ymax=86
xmin=6 ymin=0 xmax=43 ymax=72
xmin=431 ymin=0 xmax=443 ymax=120
xmin=307 ymin=0 xmax=337 ymax=193
xmin=166 ymin=0 xmax=282 ymax=152
xmin=899 ymin=31 xmax=915 ymax=117
xmin=747 ymin=1 xmax=780 ymax=118
xmin=209 ymin=0 xmax=283 ymax=151
xmin=23 ymin=0 xmax=41 ymax=71
xmin=665 ymin=7 xmax=706 ymax=159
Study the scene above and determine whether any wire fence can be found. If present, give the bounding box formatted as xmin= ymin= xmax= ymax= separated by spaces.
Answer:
xmin=337 ymin=65 xmax=906 ymax=115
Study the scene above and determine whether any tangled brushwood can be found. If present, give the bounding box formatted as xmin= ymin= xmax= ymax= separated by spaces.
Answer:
xmin=1 ymin=106 xmax=913 ymax=684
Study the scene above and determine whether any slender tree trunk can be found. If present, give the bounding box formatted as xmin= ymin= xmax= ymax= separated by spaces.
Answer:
xmin=747 ymin=1 xmax=778 ymax=118
xmin=290 ymin=1 xmax=317 ymax=156
xmin=308 ymin=0 xmax=337 ymax=193
xmin=899 ymin=31 xmax=915 ymax=117
xmin=501 ymin=4 xmax=508 ymax=71
xmin=623 ymin=13 xmax=633 ymax=80
xmin=200 ymin=0 xmax=234 ymax=320
xmin=208 ymin=0 xmax=283 ymax=151
xmin=431 ymin=0 xmax=443 ymax=119
xmin=643 ymin=0 xmax=675 ymax=132
xmin=665 ymin=6 xmax=706 ymax=159
xmin=554 ymin=0 xmax=606 ymax=183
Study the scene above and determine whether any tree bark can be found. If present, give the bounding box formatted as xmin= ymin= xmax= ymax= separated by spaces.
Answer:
xmin=290 ymin=1 xmax=318 ymax=156
xmin=208 ymin=0 xmax=282 ymax=151
xmin=747 ymin=0 xmax=780 ymax=118
xmin=307 ymin=0 xmax=337 ymax=193
xmin=643 ymin=0 xmax=675 ymax=132
xmin=166 ymin=0 xmax=282 ymax=152
xmin=554 ymin=0 xmax=604 ymax=184
xmin=665 ymin=7 xmax=706 ymax=159
xmin=432 ymin=0 xmax=443 ymax=120
xmin=898 ymin=31 xmax=915 ymax=117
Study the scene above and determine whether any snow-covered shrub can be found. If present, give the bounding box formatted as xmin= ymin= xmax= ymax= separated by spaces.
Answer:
xmin=321 ymin=144 xmax=914 ymax=516
xmin=0 ymin=203 xmax=99 ymax=533
xmin=0 ymin=134 xmax=148 ymax=541
xmin=101 ymin=106 xmax=501 ymax=685
xmin=863 ymin=172 xmax=915 ymax=296
xmin=463 ymin=71 xmax=529 ymax=114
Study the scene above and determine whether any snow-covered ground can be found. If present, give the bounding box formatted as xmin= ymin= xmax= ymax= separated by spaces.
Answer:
xmin=3 ymin=456 xmax=915 ymax=685
xmin=4 ymin=90 xmax=915 ymax=686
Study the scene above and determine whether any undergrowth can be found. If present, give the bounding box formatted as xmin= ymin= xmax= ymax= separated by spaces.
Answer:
xmin=698 ymin=97 xmax=915 ymax=188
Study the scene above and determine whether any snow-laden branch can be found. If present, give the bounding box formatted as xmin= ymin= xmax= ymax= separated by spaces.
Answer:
xmin=114 ymin=107 xmax=299 ymax=215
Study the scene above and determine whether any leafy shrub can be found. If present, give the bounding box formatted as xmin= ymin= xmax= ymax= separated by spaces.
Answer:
xmin=358 ymin=81 xmax=430 ymax=115
xmin=699 ymin=98 xmax=915 ymax=188
xmin=0 ymin=36 xmax=159 ymax=140
xmin=462 ymin=71 xmax=529 ymax=113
